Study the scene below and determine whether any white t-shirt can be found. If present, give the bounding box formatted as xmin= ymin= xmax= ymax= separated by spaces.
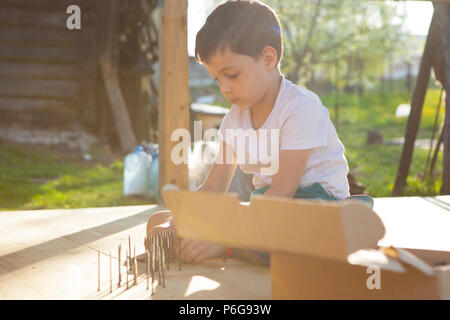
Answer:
xmin=217 ymin=74 xmax=350 ymax=200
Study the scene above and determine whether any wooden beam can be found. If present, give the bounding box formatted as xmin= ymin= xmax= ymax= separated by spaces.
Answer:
xmin=392 ymin=12 xmax=439 ymax=196
xmin=158 ymin=0 xmax=190 ymax=192
xmin=434 ymin=2 xmax=450 ymax=194
xmin=97 ymin=0 xmax=137 ymax=152
xmin=99 ymin=53 xmax=137 ymax=153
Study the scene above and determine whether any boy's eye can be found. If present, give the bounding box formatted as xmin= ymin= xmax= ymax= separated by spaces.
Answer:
xmin=212 ymin=73 xmax=238 ymax=83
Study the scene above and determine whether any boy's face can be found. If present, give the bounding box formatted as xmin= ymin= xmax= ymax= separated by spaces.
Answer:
xmin=202 ymin=47 xmax=273 ymax=110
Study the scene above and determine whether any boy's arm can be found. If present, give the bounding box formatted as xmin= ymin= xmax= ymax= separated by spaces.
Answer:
xmin=263 ymin=149 xmax=311 ymax=198
xmin=195 ymin=139 xmax=237 ymax=194
xmin=175 ymin=140 xmax=237 ymax=264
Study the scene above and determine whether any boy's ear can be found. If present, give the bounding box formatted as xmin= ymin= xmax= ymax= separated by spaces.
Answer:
xmin=261 ymin=46 xmax=278 ymax=71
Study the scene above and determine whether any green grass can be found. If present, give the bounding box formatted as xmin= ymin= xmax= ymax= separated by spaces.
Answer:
xmin=0 ymin=144 xmax=155 ymax=211
xmin=321 ymin=86 xmax=444 ymax=197
xmin=0 ymin=85 xmax=445 ymax=211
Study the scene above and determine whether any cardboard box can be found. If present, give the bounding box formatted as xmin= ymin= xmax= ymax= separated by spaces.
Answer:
xmin=161 ymin=187 xmax=450 ymax=299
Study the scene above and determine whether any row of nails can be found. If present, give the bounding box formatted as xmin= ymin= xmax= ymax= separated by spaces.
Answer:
xmin=97 ymin=230 xmax=182 ymax=295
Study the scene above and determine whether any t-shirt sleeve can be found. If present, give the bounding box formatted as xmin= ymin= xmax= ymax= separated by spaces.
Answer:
xmin=280 ymin=97 xmax=328 ymax=150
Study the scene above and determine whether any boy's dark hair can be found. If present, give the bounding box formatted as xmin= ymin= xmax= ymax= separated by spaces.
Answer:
xmin=195 ymin=0 xmax=283 ymax=66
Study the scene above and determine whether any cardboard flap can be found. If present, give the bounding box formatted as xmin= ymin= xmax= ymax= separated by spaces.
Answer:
xmin=382 ymin=246 xmax=435 ymax=276
xmin=435 ymin=265 xmax=450 ymax=299
xmin=162 ymin=188 xmax=386 ymax=262
xmin=347 ymin=249 xmax=406 ymax=273
xmin=162 ymin=188 xmax=243 ymax=243
xmin=348 ymin=247 xmax=437 ymax=277
xmin=340 ymin=201 xmax=386 ymax=254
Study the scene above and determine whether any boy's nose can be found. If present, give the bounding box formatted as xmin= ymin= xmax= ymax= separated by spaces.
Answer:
xmin=221 ymin=85 xmax=232 ymax=95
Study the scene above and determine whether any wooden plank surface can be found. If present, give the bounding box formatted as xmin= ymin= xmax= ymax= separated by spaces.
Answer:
xmin=1 ymin=196 xmax=448 ymax=299
xmin=374 ymin=196 xmax=450 ymax=252
xmin=0 ymin=204 xmax=270 ymax=300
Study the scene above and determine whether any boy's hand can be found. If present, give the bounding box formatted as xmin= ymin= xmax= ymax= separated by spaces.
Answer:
xmin=178 ymin=238 xmax=226 ymax=264
xmin=146 ymin=211 xmax=227 ymax=264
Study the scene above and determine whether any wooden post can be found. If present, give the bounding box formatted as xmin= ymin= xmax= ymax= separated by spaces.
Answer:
xmin=392 ymin=13 xmax=439 ymax=196
xmin=434 ymin=2 xmax=450 ymax=194
xmin=158 ymin=0 xmax=190 ymax=192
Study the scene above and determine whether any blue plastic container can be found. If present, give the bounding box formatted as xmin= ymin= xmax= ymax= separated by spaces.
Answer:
xmin=123 ymin=146 xmax=152 ymax=197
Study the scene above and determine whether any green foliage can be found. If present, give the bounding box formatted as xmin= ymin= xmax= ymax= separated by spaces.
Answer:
xmin=0 ymin=87 xmax=443 ymax=210
xmin=266 ymin=0 xmax=408 ymax=90
xmin=320 ymin=87 xmax=444 ymax=197
xmin=0 ymin=147 xmax=154 ymax=211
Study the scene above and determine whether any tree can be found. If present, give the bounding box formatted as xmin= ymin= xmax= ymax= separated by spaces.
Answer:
xmin=267 ymin=0 xmax=408 ymax=90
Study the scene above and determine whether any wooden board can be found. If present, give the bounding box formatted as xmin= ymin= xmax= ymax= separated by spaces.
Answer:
xmin=0 ymin=205 xmax=270 ymax=300
xmin=0 ymin=62 xmax=80 ymax=80
xmin=0 ymin=27 xmax=83 ymax=46
xmin=0 ymin=77 xmax=79 ymax=99
xmin=0 ymin=97 xmax=74 ymax=112
xmin=0 ymin=44 xmax=83 ymax=63
xmin=0 ymin=7 xmax=69 ymax=29
xmin=0 ymin=0 xmax=92 ymax=10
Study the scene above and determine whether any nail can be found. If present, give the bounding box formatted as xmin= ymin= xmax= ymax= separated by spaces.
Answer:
xmin=118 ymin=244 xmax=121 ymax=287
xmin=133 ymin=245 xmax=137 ymax=286
xmin=97 ymin=251 xmax=100 ymax=292
xmin=157 ymin=232 xmax=161 ymax=285
xmin=128 ymin=235 xmax=132 ymax=271
xmin=159 ymin=233 xmax=165 ymax=288
xmin=150 ymin=232 xmax=154 ymax=295
xmin=163 ymin=230 xmax=169 ymax=271
xmin=170 ymin=229 xmax=175 ymax=261
xmin=178 ymin=237 xmax=182 ymax=271
xmin=126 ymin=248 xmax=129 ymax=289
xmin=146 ymin=237 xmax=149 ymax=291
xmin=109 ymin=252 xmax=112 ymax=293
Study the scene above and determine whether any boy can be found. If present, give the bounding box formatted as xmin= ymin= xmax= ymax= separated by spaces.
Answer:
xmin=147 ymin=0 xmax=350 ymax=264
